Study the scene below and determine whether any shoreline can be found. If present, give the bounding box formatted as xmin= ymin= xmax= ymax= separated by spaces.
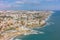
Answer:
xmin=0 ymin=11 xmax=53 ymax=40
xmin=11 ymin=11 xmax=53 ymax=40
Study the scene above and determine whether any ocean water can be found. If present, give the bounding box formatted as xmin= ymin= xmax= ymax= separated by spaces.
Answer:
xmin=14 ymin=11 xmax=60 ymax=40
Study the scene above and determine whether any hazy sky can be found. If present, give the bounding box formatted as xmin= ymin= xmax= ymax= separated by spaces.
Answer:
xmin=0 ymin=0 xmax=60 ymax=10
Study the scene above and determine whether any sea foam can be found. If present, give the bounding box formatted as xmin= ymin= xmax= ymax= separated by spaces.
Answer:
xmin=15 ymin=39 xmax=22 ymax=40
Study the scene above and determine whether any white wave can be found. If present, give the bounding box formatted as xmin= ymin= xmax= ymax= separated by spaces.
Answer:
xmin=23 ymin=30 xmax=42 ymax=35
xmin=15 ymin=39 xmax=22 ymax=40
xmin=47 ymin=22 xmax=55 ymax=26
xmin=24 ymin=33 xmax=28 ymax=35
xmin=30 ymin=30 xmax=44 ymax=34
xmin=45 ymin=11 xmax=54 ymax=22
xmin=50 ymin=11 xmax=55 ymax=13
xmin=23 ymin=31 xmax=38 ymax=35
xmin=39 ymin=31 xmax=44 ymax=34
xmin=50 ymin=22 xmax=55 ymax=24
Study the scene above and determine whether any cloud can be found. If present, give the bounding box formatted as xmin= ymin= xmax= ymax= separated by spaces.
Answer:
xmin=15 ymin=1 xmax=24 ymax=4
xmin=40 ymin=4 xmax=60 ymax=10
xmin=0 ymin=0 xmax=41 ymax=9
xmin=45 ymin=0 xmax=59 ymax=2
xmin=0 ymin=0 xmax=60 ymax=10
xmin=0 ymin=0 xmax=23 ymax=9
xmin=0 ymin=3 xmax=10 ymax=8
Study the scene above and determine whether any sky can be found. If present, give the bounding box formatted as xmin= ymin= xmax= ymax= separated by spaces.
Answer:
xmin=0 ymin=0 xmax=60 ymax=10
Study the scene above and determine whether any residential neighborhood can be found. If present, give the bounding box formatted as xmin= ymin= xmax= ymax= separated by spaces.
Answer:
xmin=0 ymin=11 xmax=52 ymax=40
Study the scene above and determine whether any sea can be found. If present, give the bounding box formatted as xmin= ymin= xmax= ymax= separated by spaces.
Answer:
xmin=13 ymin=11 xmax=60 ymax=40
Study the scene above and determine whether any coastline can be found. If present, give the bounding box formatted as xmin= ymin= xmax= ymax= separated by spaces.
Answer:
xmin=11 ymin=11 xmax=53 ymax=40
xmin=0 ymin=11 xmax=53 ymax=40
